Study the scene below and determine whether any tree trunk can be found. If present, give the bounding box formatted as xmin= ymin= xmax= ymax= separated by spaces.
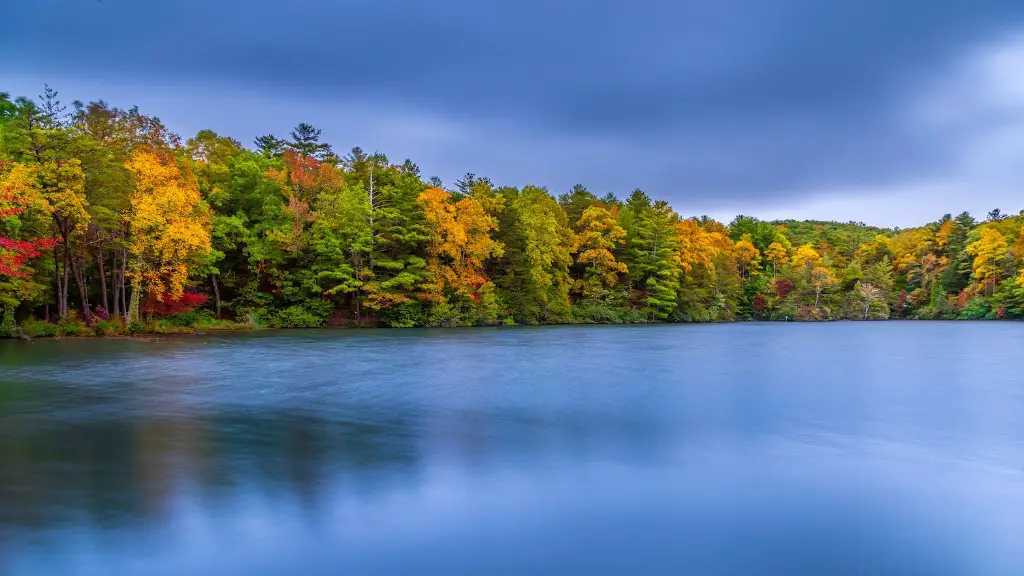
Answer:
xmin=111 ymin=251 xmax=121 ymax=317
xmin=120 ymin=251 xmax=129 ymax=323
xmin=814 ymin=288 xmax=821 ymax=308
xmin=128 ymin=279 xmax=140 ymax=323
xmin=98 ymin=244 xmax=109 ymax=313
xmin=69 ymin=254 xmax=92 ymax=324
xmin=211 ymin=274 xmax=222 ymax=320
xmin=61 ymin=244 xmax=70 ymax=318
xmin=53 ymin=245 xmax=63 ymax=318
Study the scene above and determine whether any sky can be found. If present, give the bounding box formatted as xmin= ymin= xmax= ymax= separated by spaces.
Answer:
xmin=4 ymin=0 xmax=1024 ymax=227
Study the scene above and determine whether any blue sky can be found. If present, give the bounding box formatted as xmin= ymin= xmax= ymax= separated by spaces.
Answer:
xmin=4 ymin=0 xmax=1024 ymax=226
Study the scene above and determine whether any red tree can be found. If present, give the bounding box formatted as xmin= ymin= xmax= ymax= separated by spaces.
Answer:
xmin=1 ymin=184 xmax=60 ymax=277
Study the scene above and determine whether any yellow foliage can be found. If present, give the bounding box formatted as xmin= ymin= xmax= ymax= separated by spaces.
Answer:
xmin=418 ymin=187 xmax=502 ymax=304
xmin=891 ymin=228 xmax=934 ymax=273
xmin=966 ymin=226 xmax=1008 ymax=294
xmin=935 ymin=219 xmax=955 ymax=248
xmin=791 ymin=244 xmax=821 ymax=270
xmin=124 ymin=149 xmax=212 ymax=300
xmin=765 ymin=241 xmax=788 ymax=276
xmin=675 ymin=219 xmax=717 ymax=278
xmin=573 ymin=205 xmax=627 ymax=295
xmin=733 ymin=239 xmax=761 ymax=277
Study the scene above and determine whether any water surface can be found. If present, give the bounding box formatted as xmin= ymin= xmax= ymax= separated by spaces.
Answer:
xmin=1 ymin=323 xmax=1023 ymax=575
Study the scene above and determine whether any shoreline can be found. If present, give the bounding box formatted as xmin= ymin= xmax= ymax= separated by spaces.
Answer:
xmin=4 ymin=316 xmax=1018 ymax=342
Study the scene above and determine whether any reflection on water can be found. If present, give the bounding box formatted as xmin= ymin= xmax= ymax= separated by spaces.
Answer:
xmin=1 ymin=324 xmax=1023 ymax=575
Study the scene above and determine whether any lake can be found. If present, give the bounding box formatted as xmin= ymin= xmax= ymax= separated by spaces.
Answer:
xmin=1 ymin=323 xmax=1023 ymax=575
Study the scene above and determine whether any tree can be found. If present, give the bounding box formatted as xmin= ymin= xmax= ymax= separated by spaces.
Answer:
xmin=791 ymin=244 xmax=822 ymax=271
xmin=254 ymin=134 xmax=285 ymax=158
xmin=572 ymin=205 xmax=627 ymax=299
xmin=765 ymin=241 xmax=788 ymax=278
xmin=856 ymin=281 xmax=884 ymax=320
xmin=733 ymin=237 xmax=761 ymax=278
xmin=558 ymin=184 xmax=598 ymax=230
xmin=621 ymin=191 xmax=681 ymax=319
xmin=965 ymin=227 xmax=1008 ymax=295
xmin=811 ymin=266 xmax=835 ymax=307
xmin=499 ymin=186 xmax=574 ymax=323
xmin=288 ymin=123 xmax=333 ymax=161
xmin=987 ymin=208 xmax=1006 ymax=222
xmin=37 ymin=159 xmax=90 ymax=320
xmin=124 ymin=149 xmax=212 ymax=321
xmin=416 ymin=187 xmax=503 ymax=324
xmin=0 ymin=163 xmax=60 ymax=286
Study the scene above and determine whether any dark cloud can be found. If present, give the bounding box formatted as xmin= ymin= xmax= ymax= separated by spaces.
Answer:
xmin=4 ymin=0 xmax=1024 ymax=207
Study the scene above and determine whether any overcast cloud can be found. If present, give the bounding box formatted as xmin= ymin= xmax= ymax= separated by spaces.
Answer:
xmin=4 ymin=0 xmax=1024 ymax=226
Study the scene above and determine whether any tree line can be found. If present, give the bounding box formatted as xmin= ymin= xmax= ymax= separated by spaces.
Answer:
xmin=3 ymin=86 xmax=1024 ymax=335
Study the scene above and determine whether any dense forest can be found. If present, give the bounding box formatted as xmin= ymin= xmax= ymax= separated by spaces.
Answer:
xmin=2 ymin=86 xmax=1024 ymax=337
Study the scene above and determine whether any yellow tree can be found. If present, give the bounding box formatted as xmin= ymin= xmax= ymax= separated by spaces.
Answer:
xmin=935 ymin=219 xmax=955 ymax=249
xmin=32 ymin=160 xmax=90 ymax=319
xmin=966 ymin=227 xmax=1008 ymax=295
xmin=858 ymin=234 xmax=894 ymax=263
xmin=791 ymin=244 xmax=822 ymax=271
xmin=675 ymin=219 xmax=717 ymax=279
xmin=124 ymin=149 xmax=212 ymax=321
xmin=811 ymin=266 xmax=835 ymax=307
xmin=765 ymin=241 xmax=788 ymax=278
xmin=733 ymin=237 xmax=761 ymax=279
xmin=418 ymin=187 xmax=502 ymax=310
xmin=572 ymin=205 xmax=627 ymax=298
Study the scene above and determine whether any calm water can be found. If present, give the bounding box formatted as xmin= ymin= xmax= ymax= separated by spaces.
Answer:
xmin=1 ymin=323 xmax=1023 ymax=575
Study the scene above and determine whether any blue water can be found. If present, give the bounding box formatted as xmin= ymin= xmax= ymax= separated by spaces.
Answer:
xmin=1 ymin=323 xmax=1023 ymax=575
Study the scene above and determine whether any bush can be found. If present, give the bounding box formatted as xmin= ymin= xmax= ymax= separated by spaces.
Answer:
xmin=570 ymin=302 xmax=648 ymax=324
xmin=148 ymin=320 xmax=195 ymax=334
xmin=91 ymin=319 xmax=122 ymax=336
xmin=795 ymin=306 xmax=826 ymax=322
xmin=770 ymin=305 xmax=798 ymax=321
xmin=126 ymin=321 xmax=146 ymax=335
xmin=22 ymin=318 xmax=59 ymax=338
xmin=425 ymin=302 xmax=462 ymax=328
xmin=377 ymin=301 xmax=424 ymax=328
xmin=958 ymin=298 xmax=991 ymax=320
xmin=0 ymin=306 xmax=15 ymax=339
xmin=192 ymin=315 xmax=252 ymax=331
xmin=271 ymin=301 xmax=333 ymax=328
xmin=57 ymin=313 xmax=89 ymax=336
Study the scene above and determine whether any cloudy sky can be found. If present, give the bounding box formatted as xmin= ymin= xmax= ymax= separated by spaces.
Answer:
xmin=4 ymin=0 xmax=1024 ymax=227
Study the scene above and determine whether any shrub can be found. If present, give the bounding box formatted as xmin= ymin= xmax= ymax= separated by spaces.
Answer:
xmin=91 ymin=319 xmax=119 ymax=336
xmin=92 ymin=306 xmax=111 ymax=322
xmin=570 ymin=302 xmax=649 ymax=324
xmin=57 ymin=313 xmax=89 ymax=336
xmin=377 ymin=301 xmax=424 ymax=328
xmin=22 ymin=318 xmax=58 ymax=338
xmin=0 ymin=306 xmax=15 ymax=338
xmin=771 ymin=305 xmax=798 ymax=321
xmin=958 ymin=298 xmax=991 ymax=320
xmin=271 ymin=301 xmax=333 ymax=328
xmin=795 ymin=306 xmax=826 ymax=322
xmin=425 ymin=302 xmax=462 ymax=328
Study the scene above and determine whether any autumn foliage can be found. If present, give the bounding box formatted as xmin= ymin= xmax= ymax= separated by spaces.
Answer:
xmin=5 ymin=85 xmax=1024 ymax=334
xmin=1 ymin=163 xmax=60 ymax=277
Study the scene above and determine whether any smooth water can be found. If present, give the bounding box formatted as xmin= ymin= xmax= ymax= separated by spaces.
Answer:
xmin=1 ymin=323 xmax=1023 ymax=575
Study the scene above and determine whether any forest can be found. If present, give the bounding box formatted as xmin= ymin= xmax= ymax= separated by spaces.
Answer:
xmin=3 ymin=86 xmax=1024 ymax=337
